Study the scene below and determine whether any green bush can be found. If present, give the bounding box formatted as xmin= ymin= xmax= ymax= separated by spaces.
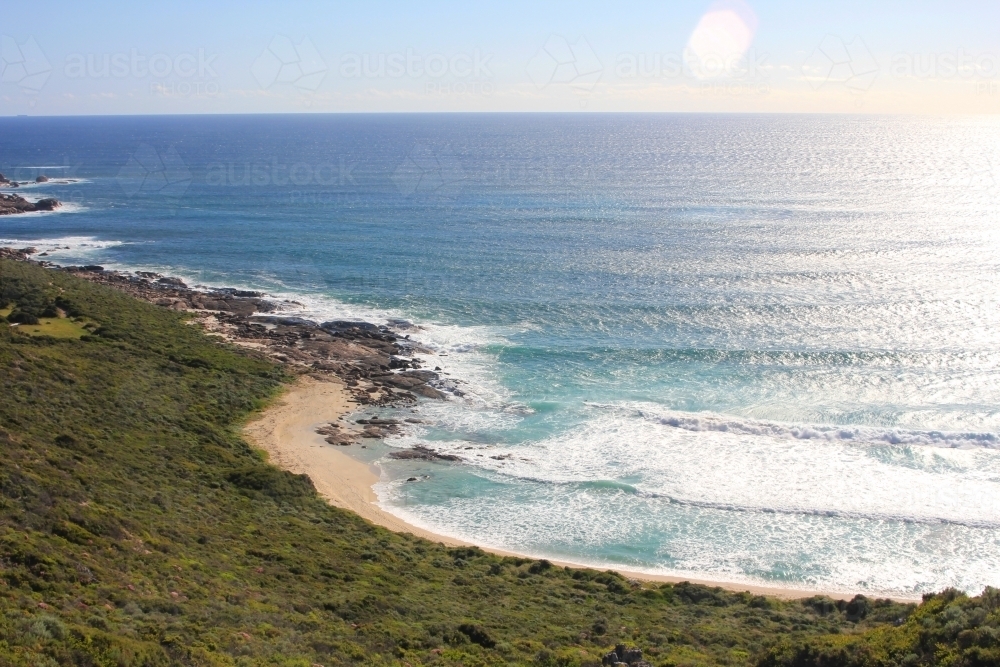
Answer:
xmin=7 ymin=309 xmax=40 ymax=324
xmin=226 ymin=466 xmax=316 ymax=499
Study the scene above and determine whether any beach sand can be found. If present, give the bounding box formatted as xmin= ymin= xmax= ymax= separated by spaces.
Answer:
xmin=244 ymin=376 xmax=866 ymax=601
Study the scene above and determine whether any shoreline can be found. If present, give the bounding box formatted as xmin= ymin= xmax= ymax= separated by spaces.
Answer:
xmin=1 ymin=250 xmax=921 ymax=602
xmin=244 ymin=375 xmax=898 ymax=602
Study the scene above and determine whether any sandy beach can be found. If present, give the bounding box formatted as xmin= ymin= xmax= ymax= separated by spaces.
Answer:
xmin=243 ymin=376 xmax=878 ymax=601
xmin=242 ymin=375 xmax=458 ymax=543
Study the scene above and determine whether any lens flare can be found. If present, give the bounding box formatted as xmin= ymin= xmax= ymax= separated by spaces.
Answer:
xmin=684 ymin=0 xmax=759 ymax=79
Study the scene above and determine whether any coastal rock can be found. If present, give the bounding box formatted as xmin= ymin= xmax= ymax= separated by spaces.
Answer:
xmin=387 ymin=317 xmax=418 ymax=330
xmin=253 ymin=316 xmax=317 ymax=327
xmin=0 ymin=193 xmax=62 ymax=215
xmin=388 ymin=446 xmax=461 ymax=462
xmin=373 ymin=373 xmax=422 ymax=389
xmin=315 ymin=423 xmax=358 ymax=446
xmin=157 ymin=277 xmax=187 ymax=288
xmin=412 ymin=384 xmax=447 ymax=399
xmin=223 ymin=300 xmax=257 ymax=317
xmin=35 ymin=175 xmax=49 ymax=183
xmin=0 ymin=247 xmax=37 ymax=261
xmin=34 ymin=198 xmax=60 ymax=210
xmin=389 ymin=356 xmax=414 ymax=369
xmin=398 ymin=370 xmax=439 ymax=382
xmin=196 ymin=298 xmax=227 ymax=310
xmin=321 ymin=320 xmax=381 ymax=334
xmin=189 ymin=294 xmax=259 ymax=316
xmin=372 ymin=370 xmax=439 ymax=390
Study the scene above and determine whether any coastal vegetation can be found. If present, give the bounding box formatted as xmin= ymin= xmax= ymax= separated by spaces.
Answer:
xmin=0 ymin=257 xmax=996 ymax=666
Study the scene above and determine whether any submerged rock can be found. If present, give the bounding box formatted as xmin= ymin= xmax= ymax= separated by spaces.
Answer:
xmin=388 ymin=446 xmax=461 ymax=462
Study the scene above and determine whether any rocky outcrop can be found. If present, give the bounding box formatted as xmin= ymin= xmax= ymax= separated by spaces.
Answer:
xmin=61 ymin=269 xmax=274 ymax=321
xmin=411 ymin=384 xmax=447 ymax=399
xmin=0 ymin=247 xmax=37 ymax=261
xmin=34 ymin=198 xmax=60 ymax=210
xmin=35 ymin=175 xmax=49 ymax=183
xmin=315 ymin=423 xmax=358 ymax=446
xmin=0 ymin=193 xmax=61 ymax=215
xmin=602 ymin=645 xmax=651 ymax=667
xmin=388 ymin=446 xmax=462 ymax=462
xmin=157 ymin=277 xmax=187 ymax=287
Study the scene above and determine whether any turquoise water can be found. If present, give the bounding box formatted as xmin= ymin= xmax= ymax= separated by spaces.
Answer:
xmin=2 ymin=113 xmax=1000 ymax=596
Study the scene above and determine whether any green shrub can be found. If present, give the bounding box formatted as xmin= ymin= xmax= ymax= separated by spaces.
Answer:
xmin=226 ymin=466 xmax=316 ymax=499
xmin=7 ymin=309 xmax=39 ymax=324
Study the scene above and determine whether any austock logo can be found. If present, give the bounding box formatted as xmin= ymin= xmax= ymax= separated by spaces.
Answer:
xmin=1 ymin=35 xmax=51 ymax=91
xmin=391 ymin=145 xmax=466 ymax=200
xmin=958 ymin=149 xmax=997 ymax=190
xmin=64 ymin=49 xmax=218 ymax=80
xmin=117 ymin=145 xmax=192 ymax=199
xmin=891 ymin=50 xmax=998 ymax=80
xmin=339 ymin=48 xmax=493 ymax=79
xmin=802 ymin=35 xmax=879 ymax=93
xmin=526 ymin=35 xmax=603 ymax=93
xmin=205 ymin=159 xmax=357 ymax=188
xmin=251 ymin=35 xmax=327 ymax=91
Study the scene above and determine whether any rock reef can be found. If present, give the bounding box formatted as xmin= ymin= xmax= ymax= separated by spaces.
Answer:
xmin=0 ymin=172 xmax=78 ymax=189
xmin=0 ymin=193 xmax=61 ymax=215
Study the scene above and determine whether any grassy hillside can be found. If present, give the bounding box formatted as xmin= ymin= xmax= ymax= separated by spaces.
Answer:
xmin=0 ymin=258 xmax=994 ymax=666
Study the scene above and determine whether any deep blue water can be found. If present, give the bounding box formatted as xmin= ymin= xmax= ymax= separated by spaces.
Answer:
xmin=2 ymin=113 xmax=1000 ymax=596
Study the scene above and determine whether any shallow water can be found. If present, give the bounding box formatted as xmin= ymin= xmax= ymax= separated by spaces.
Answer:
xmin=2 ymin=113 xmax=999 ymax=596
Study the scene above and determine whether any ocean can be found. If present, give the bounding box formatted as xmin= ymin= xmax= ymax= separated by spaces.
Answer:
xmin=2 ymin=113 xmax=999 ymax=598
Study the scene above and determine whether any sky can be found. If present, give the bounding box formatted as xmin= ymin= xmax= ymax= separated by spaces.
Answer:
xmin=2 ymin=0 xmax=999 ymax=115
